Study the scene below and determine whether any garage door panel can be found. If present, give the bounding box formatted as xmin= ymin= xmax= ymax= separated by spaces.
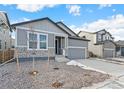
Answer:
xmin=68 ymin=48 xmax=85 ymax=59
xmin=103 ymin=50 xmax=114 ymax=58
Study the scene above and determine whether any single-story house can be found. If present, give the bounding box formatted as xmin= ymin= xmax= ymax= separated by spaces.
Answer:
xmin=115 ymin=40 xmax=124 ymax=57
xmin=78 ymin=29 xmax=116 ymax=58
xmin=11 ymin=17 xmax=90 ymax=60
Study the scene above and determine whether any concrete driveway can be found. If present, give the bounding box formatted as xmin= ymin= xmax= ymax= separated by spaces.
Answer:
xmin=76 ymin=58 xmax=124 ymax=77
xmin=75 ymin=58 xmax=124 ymax=89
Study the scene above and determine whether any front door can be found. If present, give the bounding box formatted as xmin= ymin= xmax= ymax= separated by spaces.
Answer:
xmin=55 ymin=39 xmax=58 ymax=54
xmin=55 ymin=37 xmax=61 ymax=55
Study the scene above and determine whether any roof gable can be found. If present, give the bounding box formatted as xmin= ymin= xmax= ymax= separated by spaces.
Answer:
xmin=56 ymin=22 xmax=78 ymax=37
xmin=115 ymin=40 xmax=124 ymax=46
xmin=11 ymin=17 xmax=71 ymax=36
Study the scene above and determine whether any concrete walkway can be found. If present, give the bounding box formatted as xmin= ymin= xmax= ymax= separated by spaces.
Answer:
xmin=75 ymin=58 xmax=124 ymax=89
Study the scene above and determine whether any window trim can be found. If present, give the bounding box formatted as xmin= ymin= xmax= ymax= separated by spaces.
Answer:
xmin=39 ymin=34 xmax=47 ymax=49
xmin=29 ymin=32 xmax=38 ymax=49
xmin=27 ymin=32 xmax=48 ymax=50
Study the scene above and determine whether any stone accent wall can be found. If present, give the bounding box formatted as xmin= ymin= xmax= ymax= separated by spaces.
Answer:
xmin=15 ymin=47 xmax=55 ymax=58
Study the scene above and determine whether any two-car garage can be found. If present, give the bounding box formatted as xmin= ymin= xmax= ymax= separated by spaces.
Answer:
xmin=68 ymin=48 xmax=86 ymax=59
xmin=67 ymin=36 xmax=89 ymax=59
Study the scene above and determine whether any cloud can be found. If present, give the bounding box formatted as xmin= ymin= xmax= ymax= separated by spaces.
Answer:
xmin=66 ymin=5 xmax=81 ymax=16
xmin=112 ymin=9 xmax=116 ymax=12
xmin=69 ymin=14 xmax=124 ymax=41
xmin=11 ymin=17 xmax=30 ymax=24
xmin=98 ymin=4 xmax=112 ymax=9
xmin=16 ymin=4 xmax=57 ymax=12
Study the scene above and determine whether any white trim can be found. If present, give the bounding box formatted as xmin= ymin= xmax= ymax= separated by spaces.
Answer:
xmin=68 ymin=46 xmax=87 ymax=49
xmin=48 ymin=47 xmax=54 ymax=48
xmin=16 ymin=46 xmax=27 ymax=47
xmin=16 ymin=26 xmax=68 ymax=37
xmin=27 ymin=31 xmax=48 ymax=50
xmin=104 ymin=48 xmax=115 ymax=51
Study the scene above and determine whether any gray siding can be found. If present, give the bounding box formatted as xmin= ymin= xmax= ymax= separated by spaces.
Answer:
xmin=48 ymin=33 xmax=54 ymax=47
xmin=68 ymin=48 xmax=85 ymax=59
xmin=57 ymin=23 xmax=76 ymax=36
xmin=17 ymin=19 xmax=68 ymax=36
xmin=103 ymin=41 xmax=115 ymax=49
xmin=68 ymin=38 xmax=88 ymax=47
xmin=17 ymin=28 xmax=55 ymax=48
xmin=17 ymin=29 xmax=27 ymax=46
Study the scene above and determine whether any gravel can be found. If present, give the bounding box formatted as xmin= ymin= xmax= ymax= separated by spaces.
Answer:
xmin=0 ymin=60 xmax=110 ymax=89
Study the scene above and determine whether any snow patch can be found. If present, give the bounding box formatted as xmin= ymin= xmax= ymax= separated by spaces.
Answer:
xmin=67 ymin=60 xmax=108 ymax=74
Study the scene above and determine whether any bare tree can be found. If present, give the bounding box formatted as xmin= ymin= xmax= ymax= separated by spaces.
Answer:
xmin=28 ymin=24 xmax=38 ymax=75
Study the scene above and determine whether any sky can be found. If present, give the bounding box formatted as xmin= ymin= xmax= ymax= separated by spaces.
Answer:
xmin=0 ymin=4 xmax=124 ymax=41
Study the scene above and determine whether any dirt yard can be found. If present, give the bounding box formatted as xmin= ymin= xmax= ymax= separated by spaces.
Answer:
xmin=0 ymin=60 xmax=110 ymax=89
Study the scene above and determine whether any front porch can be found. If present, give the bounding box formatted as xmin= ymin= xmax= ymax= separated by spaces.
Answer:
xmin=55 ymin=36 xmax=67 ymax=56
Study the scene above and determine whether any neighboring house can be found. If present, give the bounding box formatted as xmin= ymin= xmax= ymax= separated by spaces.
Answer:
xmin=11 ymin=17 xmax=89 ymax=60
xmin=115 ymin=40 xmax=124 ymax=57
xmin=0 ymin=11 xmax=12 ymax=51
xmin=78 ymin=29 xmax=116 ymax=58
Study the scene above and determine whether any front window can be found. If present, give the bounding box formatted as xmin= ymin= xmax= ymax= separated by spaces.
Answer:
xmin=28 ymin=32 xmax=47 ymax=50
xmin=39 ymin=35 xmax=47 ymax=49
xmin=29 ymin=33 xmax=37 ymax=49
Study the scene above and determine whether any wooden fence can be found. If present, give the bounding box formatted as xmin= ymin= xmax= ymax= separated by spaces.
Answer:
xmin=0 ymin=49 xmax=14 ymax=63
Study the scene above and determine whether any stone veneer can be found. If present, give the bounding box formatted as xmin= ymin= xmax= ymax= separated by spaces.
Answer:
xmin=15 ymin=47 xmax=55 ymax=58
